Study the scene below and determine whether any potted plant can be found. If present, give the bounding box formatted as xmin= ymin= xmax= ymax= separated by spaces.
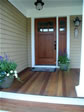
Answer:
xmin=0 ymin=55 xmax=20 ymax=88
xmin=58 ymin=54 xmax=70 ymax=71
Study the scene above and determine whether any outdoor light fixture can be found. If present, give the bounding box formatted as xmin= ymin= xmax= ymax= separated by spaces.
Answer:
xmin=73 ymin=17 xmax=81 ymax=27
xmin=34 ymin=0 xmax=44 ymax=11
xmin=73 ymin=17 xmax=81 ymax=38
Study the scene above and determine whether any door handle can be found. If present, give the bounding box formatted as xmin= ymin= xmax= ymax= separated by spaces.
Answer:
xmin=54 ymin=43 xmax=56 ymax=50
xmin=54 ymin=41 xmax=56 ymax=50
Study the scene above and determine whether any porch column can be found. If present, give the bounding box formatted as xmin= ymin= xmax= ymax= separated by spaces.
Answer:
xmin=76 ymin=0 xmax=84 ymax=97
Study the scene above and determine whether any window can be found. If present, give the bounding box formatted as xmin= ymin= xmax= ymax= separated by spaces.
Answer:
xmin=38 ymin=21 xmax=54 ymax=32
xmin=59 ymin=20 xmax=66 ymax=32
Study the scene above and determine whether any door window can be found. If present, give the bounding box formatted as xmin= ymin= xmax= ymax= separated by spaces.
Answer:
xmin=59 ymin=20 xmax=66 ymax=32
xmin=38 ymin=21 xmax=54 ymax=32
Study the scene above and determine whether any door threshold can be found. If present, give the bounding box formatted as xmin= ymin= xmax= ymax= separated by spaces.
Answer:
xmin=0 ymin=92 xmax=84 ymax=106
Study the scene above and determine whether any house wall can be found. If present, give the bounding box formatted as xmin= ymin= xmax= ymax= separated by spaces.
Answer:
xmin=27 ymin=5 xmax=82 ymax=68
xmin=0 ymin=0 xmax=29 ymax=72
xmin=27 ymin=18 xmax=32 ymax=67
xmin=70 ymin=16 xmax=82 ymax=68
xmin=0 ymin=0 xmax=82 ymax=69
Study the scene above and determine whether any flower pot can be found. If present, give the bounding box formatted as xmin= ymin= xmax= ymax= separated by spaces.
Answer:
xmin=59 ymin=63 xmax=69 ymax=71
xmin=0 ymin=76 xmax=14 ymax=88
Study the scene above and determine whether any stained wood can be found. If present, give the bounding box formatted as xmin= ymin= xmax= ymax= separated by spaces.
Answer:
xmin=59 ymin=17 xmax=67 ymax=55
xmin=1 ymin=69 xmax=80 ymax=98
xmin=35 ymin=18 xmax=56 ymax=65
xmin=0 ymin=98 xmax=84 ymax=112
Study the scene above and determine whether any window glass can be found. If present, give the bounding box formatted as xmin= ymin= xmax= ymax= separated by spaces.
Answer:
xmin=38 ymin=21 xmax=54 ymax=32
xmin=59 ymin=20 xmax=66 ymax=32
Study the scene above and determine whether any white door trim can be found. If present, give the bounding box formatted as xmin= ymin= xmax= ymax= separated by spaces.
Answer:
xmin=31 ymin=17 xmax=35 ymax=67
xmin=31 ymin=16 xmax=70 ymax=68
xmin=67 ymin=16 xmax=70 ymax=58
xmin=56 ymin=16 xmax=59 ymax=66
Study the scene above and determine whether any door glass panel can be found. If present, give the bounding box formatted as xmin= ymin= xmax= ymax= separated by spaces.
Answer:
xmin=60 ymin=28 xmax=65 ymax=32
xmin=40 ymin=29 xmax=43 ymax=32
xmin=59 ymin=20 xmax=66 ymax=32
xmin=38 ymin=21 xmax=54 ymax=32
xmin=43 ymin=29 xmax=48 ymax=32
xmin=49 ymin=28 xmax=54 ymax=32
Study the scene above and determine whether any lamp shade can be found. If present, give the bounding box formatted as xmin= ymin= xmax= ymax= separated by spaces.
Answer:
xmin=73 ymin=17 xmax=81 ymax=27
xmin=34 ymin=0 xmax=44 ymax=11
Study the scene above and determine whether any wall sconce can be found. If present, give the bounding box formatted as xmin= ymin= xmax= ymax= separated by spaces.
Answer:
xmin=73 ymin=17 xmax=81 ymax=38
xmin=34 ymin=0 xmax=44 ymax=11
xmin=73 ymin=17 xmax=81 ymax=27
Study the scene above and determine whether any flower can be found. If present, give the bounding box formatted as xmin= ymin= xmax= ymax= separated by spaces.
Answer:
xmin=0 ymin=56 xmax=3 ymax=61
xmin=4 ymin=54 xmax=9 ymax=61
xmin=10 ymin=70 xmax=13 ymax=73
xmin=14 ymin=73 xmax=18 ymax=78
xmin=0 ymin=80 xmax=2 ymax=82
xmin=14 ymin=71 xmax=17 ymax=74
xmin=1 ymin=72 xmax=6 ymax=75
xmin=0 ymin=72 xmax=6 ymax=77
xmin=7 ymin=73 xmax=10 ymax=76
xmin=0 ymin=54 xmax=20 ymax=85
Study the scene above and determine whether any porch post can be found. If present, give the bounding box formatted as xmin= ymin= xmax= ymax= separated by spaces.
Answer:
xmin=76 ymin=0 xmax=84 ymax=97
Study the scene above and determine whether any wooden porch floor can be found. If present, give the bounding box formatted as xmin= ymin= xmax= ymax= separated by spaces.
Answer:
xmin=0 ymin=69 xmax=80 ymax=98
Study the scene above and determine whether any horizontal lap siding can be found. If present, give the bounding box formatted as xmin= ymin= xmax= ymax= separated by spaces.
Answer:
xmin=27 ymin=18 xmax=31 ymax=67
xmin=70 ymin=16 xmax=82 ymax=68
xmin=0 ymin=0 xmax=28 ymax=72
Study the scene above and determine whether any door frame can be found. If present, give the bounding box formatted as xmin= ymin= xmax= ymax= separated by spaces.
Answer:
xmin=31 ymin=16 xmax=70 ymax=68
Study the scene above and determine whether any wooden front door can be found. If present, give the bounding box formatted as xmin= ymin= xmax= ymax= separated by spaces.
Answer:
xmin=59 ymin=17 xmax=67 ymax=55
xmin=35 ymin=18 xmax=56 ymax=65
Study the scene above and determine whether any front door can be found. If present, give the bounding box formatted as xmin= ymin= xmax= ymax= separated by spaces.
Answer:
xmin=35 ymin=18 xmax=56 ymax=65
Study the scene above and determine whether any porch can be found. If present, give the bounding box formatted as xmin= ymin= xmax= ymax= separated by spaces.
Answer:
xmin=0 ymin=0 xmax=84 ymax=109
xmin=1 ymin=69 xmax=80 ymax=98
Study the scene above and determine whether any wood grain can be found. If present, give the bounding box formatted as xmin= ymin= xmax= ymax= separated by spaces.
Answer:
xmin=35 ymin=18 xmax=56 ymax=65
xmin=0 ymin=98 xmax=84 ymax=112
xmin=59 ymin=17 xmax=67 ymax=55
xmin=0 ymin=68 xmax=80 ymax=98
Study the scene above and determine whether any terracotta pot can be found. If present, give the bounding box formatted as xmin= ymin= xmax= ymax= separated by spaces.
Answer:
xmin=0 ymin=76 xmax=14 ymax=88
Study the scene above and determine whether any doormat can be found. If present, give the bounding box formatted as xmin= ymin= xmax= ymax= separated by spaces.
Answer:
xmin=32 ymin=67 xmax=56 ymax=72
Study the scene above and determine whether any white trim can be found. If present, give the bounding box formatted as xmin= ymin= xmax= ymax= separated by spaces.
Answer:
xmin=75 ymin=0 xmax=84 ymax=97
xmin=56 ymin=16 xmax=59 ymax=66
xmin=31 ymin=18 xmax=35 ymax=67
xmin=76 ymin=86 xmax=84 ymax=97
xmin=0 ymin=92 xmax=2 ymax=98
xmin=67 ymin=16 xmax=70 ymax=58
xmin=0 ymin=92 xmax=84 ymax=106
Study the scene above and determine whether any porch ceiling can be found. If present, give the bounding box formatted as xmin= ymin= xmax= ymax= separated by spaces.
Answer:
xmin=8 ymin=0 xmax=82 ymax=16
